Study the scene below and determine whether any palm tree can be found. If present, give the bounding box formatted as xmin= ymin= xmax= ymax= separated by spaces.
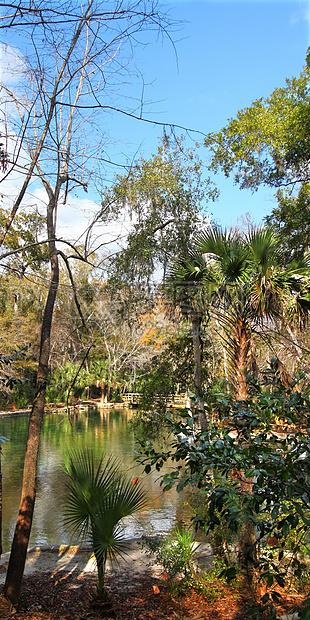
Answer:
xmin=183 ymin=227 xmax=310 ymax=563
xmin=193 ymin=227 xmax=310 ymax=400
xmin=63 ymin=449 xmax=147 ymax=597
xmin=167 ymin=254 xmax=208 ymax=427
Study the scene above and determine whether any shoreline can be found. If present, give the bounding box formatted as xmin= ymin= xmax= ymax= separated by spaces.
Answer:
xmin=0 ymin=540 xmax=213 ymax=586
xmin=0 ymin=400 xmax=132 ymax=417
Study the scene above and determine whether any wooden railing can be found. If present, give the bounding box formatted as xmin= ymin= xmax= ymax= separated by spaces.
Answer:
xmin=121 ymin=393 xmax=141 ymax=405
xmin=121 ymin=393 xmax=188 ymax=408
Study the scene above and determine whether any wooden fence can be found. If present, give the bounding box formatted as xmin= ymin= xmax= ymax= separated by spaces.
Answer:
xmin=121 ymin=393 xmax=188 ymax=408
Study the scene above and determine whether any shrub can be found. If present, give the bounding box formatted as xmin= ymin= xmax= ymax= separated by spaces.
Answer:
xmin=63 ymin=448 xmax=147 ymax=597
xmin=143 ymin=528 xmax=198 ymax=581
xmin=137 ymin=364 xmax=310 ymax=617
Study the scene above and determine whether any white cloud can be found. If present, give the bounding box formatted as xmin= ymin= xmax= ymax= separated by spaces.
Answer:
xmin=290 ymin=5 xmax=310 ymax=25
xmin=0 ymin=43 xmax=26 ymax=86
xmin=0 ymin=165 xmax=132 ymax=263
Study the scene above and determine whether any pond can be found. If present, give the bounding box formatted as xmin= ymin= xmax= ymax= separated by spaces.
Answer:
xmin=0 ymin=407 xmax=186 ymax=553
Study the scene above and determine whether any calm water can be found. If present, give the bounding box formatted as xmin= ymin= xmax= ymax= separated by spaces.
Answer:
xmin=0 ymin=408 xmax=184 ymax=552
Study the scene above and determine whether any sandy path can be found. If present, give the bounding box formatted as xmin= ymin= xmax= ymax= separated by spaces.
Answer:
xmin=0 ymin=540 xmax=213 ymax=586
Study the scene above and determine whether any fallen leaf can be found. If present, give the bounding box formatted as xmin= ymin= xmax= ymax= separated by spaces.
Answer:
xmin=162 ymin=573 xmax=169 ymax=581
xmin=231 ymin=469 xmax=240 ymax=479
xmin=152 ymin=585 xmax=160 ymax=594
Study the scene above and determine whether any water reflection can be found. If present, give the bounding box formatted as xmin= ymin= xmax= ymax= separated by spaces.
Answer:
xmin=0 ymin=407 xmax=182 ymax=552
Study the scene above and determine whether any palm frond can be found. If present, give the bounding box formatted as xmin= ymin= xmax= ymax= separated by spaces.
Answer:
xmin=195 ymin=228 xmax=249 ymax=286
xmin=195 ymin=226 xmax=238 ymax=257
xmin=62 ymin=448 xmax=147 ymax=593
xmin=246 ymin=227 xmax=277 ymax=269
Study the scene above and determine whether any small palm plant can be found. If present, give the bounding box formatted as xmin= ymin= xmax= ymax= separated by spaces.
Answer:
xmin=63 ymin=449 xmax=147 ymax=597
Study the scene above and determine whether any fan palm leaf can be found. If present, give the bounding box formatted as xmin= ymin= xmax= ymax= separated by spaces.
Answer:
xmin=63 ymin=449 xmax=120 ymax=538
xmin=192 ymin=226 xmax=310 ymax=399
xmin=196 ymin=227 xmax=250 ymax=286
xmin=63 ymin=449 xmax=147 ymax=596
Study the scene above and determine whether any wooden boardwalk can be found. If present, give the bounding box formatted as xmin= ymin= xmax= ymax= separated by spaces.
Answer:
xmin=121 ymin=392 xmax=188 ymax=408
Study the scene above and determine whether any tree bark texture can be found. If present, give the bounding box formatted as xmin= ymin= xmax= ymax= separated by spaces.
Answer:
xmin=3 ymin=198 xmax=59 ymax=607
xmin=231 ymin=317 xmax=251 ymax=401
xmin=230 ymin=317 xmax=257 ymax=564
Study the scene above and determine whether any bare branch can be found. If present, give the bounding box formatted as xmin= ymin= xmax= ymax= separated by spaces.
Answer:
xmin=65 ymin=345 xmax=93 ymax=413
xmin=0 ymin=0 xmax=95 ymax=246
xmin=56 ymin=101 xmax=208 ymax=138
xmin=58 ymin=250 xmax=87 ymax=328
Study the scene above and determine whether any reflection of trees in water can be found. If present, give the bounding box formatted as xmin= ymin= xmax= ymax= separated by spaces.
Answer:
xmin=0 ymin=408 xmax=181 ymax=551
xmin=0 ymin=414 xmax=29 ymax=482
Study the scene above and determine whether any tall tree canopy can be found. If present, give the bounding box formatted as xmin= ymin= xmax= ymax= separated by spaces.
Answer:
xmin=105 ymin=137 xmax=218 ymax=289
xmin=204 ymin=49 xmax=310 ymax=261
xmin=205 ymin=49 xmax=310 ymax=192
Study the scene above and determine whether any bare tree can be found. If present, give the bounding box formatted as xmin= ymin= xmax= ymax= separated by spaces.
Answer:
xmin=0 ymin=0 xmax=175 ymax=241
xmin=0 ymin=0 xmax=176 ymax=606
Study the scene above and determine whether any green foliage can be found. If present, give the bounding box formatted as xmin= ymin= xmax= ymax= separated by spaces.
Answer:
xmin=47 ymin=357 xmax=128 ymax=405
xmin=143 ymin=530 xmax=227 ymax=601
xmin=46 ymin=362 xmax=90 ymax=403
xmin=131 ymin=330 xmax=197 ymax=438
xmin=205 ymin=508 xmax=236 ymax=564
xmin=171 ymin=226 xmax=310 ymax=400
xmin=143 ymin=528 xmax=198 ymax=581
xmin=105 ymin=137 xmax=218 ymax=289
xmin=205 ymin=48 xmax=310 ymax=272
xmin=0 ymin=349 xmax=28 ymax=389
xmin=137 ymin=364 xmax=310 ymax=610
xmin=0 ymin=349 xmax=36 ymax=409
xmin=9 ymin=371 xmax=36 ymax=409
xmin=301 ymin=598 xmax=310 ymax=619
xmin=138 ymin=332 xmax=194 ymax=404
xmin=205 ymin=49 xmax=310 ymax=191
xmin=0 ymin=207 xmax=49 ymax=275
xmin=265 ymin=184 xmax=310 ymax=263
xmin=194 ymin=559 xmax=227 ymax=601
xmin=194 ymin=226 xmax=310 ymax=325
xmin=63 ymin=448 xmax=147 ymax=596
xmin=0 ymin=266 xmax=47 ymax=410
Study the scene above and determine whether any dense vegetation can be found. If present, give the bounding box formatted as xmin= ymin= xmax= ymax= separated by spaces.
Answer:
xmin=1 ymin=3 xmax=310 ymax=612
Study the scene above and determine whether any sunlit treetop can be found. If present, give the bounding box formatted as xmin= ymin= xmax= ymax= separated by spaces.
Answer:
xmin=103 ymin=137 xmax=218 ymax=288
xmin=205 ymin=48 xmax=310 ymax=192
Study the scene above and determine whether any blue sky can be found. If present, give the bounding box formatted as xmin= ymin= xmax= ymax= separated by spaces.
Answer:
xmin=106 ymin=0 xmax=310 ymax=228
xmin=1 ymin=0 xmax=309 ymax=236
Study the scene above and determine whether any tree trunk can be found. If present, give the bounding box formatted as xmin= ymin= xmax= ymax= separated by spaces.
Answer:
xmin=100 ymin=381 xmax=108 ymax=405
xmin=3 ymin=198 xmax=59 ymax=608
xmin=229 ymin=315 xmax=257 ymax=565
xmin=231 ymin=317 xmax=250 ymax=401
xmin=0 ymin=445 xmax=2 ymax=558
xmin=191 ymin=314 xmax=207 ymax=429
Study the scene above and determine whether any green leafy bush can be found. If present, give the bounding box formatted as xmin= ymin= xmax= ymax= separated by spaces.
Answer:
xmin=143 ymin=528 xmax=198 ymax=580
xmin=47 ymin=362 xmax=90 ymax=403
xmin=63 ymin=449 xmax=147 ymax=597
xmin=137 ymin=364 xmax=310 ymax=616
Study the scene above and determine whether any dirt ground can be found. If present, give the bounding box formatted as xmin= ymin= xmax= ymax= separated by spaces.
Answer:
xmin=0 ymin=542 xmax=307 ymax=620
